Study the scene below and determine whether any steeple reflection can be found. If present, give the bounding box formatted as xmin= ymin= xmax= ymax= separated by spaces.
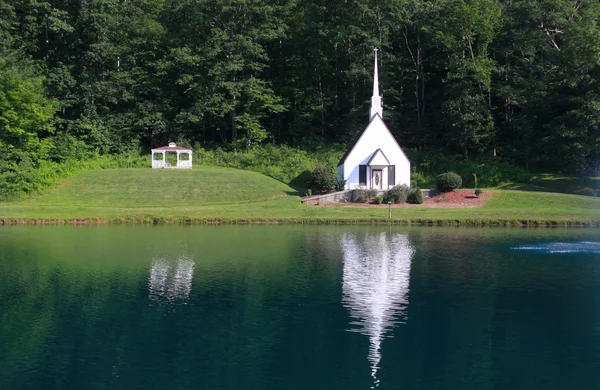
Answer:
xmin=149 ymin=256 xmax=195 ymax=302
xmin=341 ymin=232 xmax=414 ymax=388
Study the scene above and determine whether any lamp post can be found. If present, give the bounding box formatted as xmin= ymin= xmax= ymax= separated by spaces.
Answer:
xmin=388 ymin=201 xmax=392 ymax=219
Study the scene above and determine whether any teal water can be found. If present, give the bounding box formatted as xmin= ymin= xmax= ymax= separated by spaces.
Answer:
xmin=1 ymin=226 xmax=600 ymax=390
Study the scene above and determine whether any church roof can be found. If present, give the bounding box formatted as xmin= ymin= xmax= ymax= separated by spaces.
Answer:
xmin=337 ymin=113 xmax=408 ymax=166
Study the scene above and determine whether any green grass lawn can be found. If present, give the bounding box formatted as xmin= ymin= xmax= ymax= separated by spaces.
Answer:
xmin=2 ymin=167 xmax=600 ymax=226
xmin=20 ymin=168 xmax=295 ymax=207
xmin=497 ymin=173 xmax=600 ymax=196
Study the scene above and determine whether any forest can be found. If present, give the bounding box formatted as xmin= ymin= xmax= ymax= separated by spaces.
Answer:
xmin=1 ymin=0 xmax=600 ymax=199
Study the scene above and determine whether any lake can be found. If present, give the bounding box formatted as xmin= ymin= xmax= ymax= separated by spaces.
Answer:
xmin=1 ymin=225 xmax=600 ymax=389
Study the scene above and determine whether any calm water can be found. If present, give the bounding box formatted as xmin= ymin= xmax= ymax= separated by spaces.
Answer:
xmin=1 ymin=226 xmax=600 ymax=390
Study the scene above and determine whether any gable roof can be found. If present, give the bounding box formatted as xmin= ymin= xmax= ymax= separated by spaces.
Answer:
xmin=152 ymin=146 xmax=191 ymax=151
xmin=366 ymin=148 xmax=390 ymax=165
xmin=337 ymin=113 xmax=408 ymax=166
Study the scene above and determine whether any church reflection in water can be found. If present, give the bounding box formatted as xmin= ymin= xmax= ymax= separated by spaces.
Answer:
xmin=149 ymin=256 xmax=195 ymax=302
xmin=341 ymin=232 xmax=414 ymax=388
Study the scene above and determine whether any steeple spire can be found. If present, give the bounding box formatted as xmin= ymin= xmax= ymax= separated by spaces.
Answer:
xmin=370 ymin=48 xmax=383 ymax=120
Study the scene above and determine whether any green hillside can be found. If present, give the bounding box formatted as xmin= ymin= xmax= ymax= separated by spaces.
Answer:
xmin=2 ymin=167 xmax=600 ymax=226
xmin=19 ymin=168 xmax=294 ymax=208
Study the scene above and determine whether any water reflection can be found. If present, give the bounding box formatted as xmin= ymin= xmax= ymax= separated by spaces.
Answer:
xmin=341 ymin=232 xmax=415 ymax=388
xmin=149 ymin=256 xmax=195 ymax=302
xmin=512 ymin=241 xmax=600 ymax=254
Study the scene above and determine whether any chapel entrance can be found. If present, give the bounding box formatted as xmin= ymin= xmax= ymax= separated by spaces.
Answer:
xmin=371 ymin=169 xmax=383 ymax=190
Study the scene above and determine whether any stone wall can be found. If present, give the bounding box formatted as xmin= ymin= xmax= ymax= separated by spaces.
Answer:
xmin=302 ymin=190 xmax=354 ymax=203
xmin=302 ymin=189 xmax=436 ymax=203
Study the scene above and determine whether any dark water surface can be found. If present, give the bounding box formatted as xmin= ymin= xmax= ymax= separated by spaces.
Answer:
xmin=1 ymin=226 xmax=600 ymax=390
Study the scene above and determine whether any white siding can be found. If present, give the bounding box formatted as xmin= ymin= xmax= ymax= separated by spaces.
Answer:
xmin=340 ymin=116 xmax=410 ymax=189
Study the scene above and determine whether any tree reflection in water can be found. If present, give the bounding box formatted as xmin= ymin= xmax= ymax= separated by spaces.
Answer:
xmin=341 ymin=232 xmax=414 ymax=388
xmin=149 ymin=256 xmax=195 ymax=302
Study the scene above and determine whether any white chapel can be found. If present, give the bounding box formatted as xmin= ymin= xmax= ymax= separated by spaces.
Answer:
xmin=337 ymin=49 xmax=410 ymax=190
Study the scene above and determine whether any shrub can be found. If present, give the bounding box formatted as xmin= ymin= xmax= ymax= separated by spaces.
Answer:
xmin=475 ymin=188 xmax=483 ymax=197
xmin=311 ymin=165 xmax=337 ymax=194
xmin=436 ymin=172 xmax=463 ymax=192
xmin=411 ymin=171 xmax=429 ymax=187
xmin=410 ymin=180 xmax=417 ymax=188
xmin=306 ymin=188 xmax=312 ymax=197
xmin=50 ymin=133 xmax=91 ymax=163
xmin=386 ymin=184 xmax=410 ymax=204
xmin=406 ymin=187 xmax=417 ymax=203
xmin=374 ymin=196 xmax=383 ymax=204
xmin=354 ymin=188 xmax=378 ymax=203
xmin=383 ymin=195 xmax=395 ymax=204
xmin=407 ymin=149 xmax=533 ymax=187
xmin=192 ymin=144 xmax=345 ymax=186
xmin=413 ymin=188 xmax=424 ymax=204
xmin=337 ymin=179 xmax=347 ymax=191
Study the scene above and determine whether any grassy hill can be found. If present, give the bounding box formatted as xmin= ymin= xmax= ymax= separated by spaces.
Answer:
xmin=497 ymin=174 xmax=600 ymax=197
xmin=2 ymin=167 xmax=600 ymax=226
xmin=20 ymin=168 xmax=295 ymax=208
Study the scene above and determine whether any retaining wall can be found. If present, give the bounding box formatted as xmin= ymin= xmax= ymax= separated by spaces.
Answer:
xmin=302 ymin=189 xmax=436 ymax=203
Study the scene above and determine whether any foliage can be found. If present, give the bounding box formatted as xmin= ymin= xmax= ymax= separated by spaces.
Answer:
xmin=408 ymin=150 xmax=532 ymax=187
xmin=354 ymin=188 xmax=378 ymax=203
xmin=384 ymin=195 xmax=395 ymax=204
xmin=413 ymin=188 xmax=424 ymax=204
xmin=475 ymin=188 xmax=483 ymax=197
xmin=310 ymin=165 xmax=337 ymax=194
xmin=2 ymin=0 xmax=600 ymax=196
xmin=374 ymin=196 xmax=383 ymax=204
xmin=0 ymin=153 xmax=149 ymax=201
xmin=406 ymin=186 xmax=424 ymax=204
xmin=436 ymin=172 xmax=463 ymax=193
xmin=0 ymin=66 xmax=56 ymax=152
xmin=50 ymin=133 xmax=91 ymax=163
xmin=406 ymin=187 xmax=416 ymax=204
xmin=387 ymin=184 xmax=410 ymax=204
xmin=410 ymin=171 xmax=428 ymax=188
xmin=193 ymin=144 xmax=343 ymax=187
xmin=0 ymin=53 xmax=59 ymax=200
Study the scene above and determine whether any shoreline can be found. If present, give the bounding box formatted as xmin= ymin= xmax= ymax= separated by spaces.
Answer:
xmin=1 ymin=217 xmax=598 ymax=227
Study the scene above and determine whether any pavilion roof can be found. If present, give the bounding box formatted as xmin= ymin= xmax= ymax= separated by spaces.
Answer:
xmin=151 ymin=143 xmax=191 ymax=151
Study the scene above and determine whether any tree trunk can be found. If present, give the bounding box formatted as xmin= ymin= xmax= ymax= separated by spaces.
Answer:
xmin=231 ymin=108 xmax=236 ymax=143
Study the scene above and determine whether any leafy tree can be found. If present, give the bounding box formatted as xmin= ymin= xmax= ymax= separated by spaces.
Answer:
xmin=428 ymin=0 xmax=502 ymax=158
xmin=0 ymin=57 xmax=56 ymax=153
xmin=0 ymin=0 xmax=599 ymax=199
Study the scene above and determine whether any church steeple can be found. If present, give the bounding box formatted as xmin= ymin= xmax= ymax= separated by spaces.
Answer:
xmin=370 ymin=48 xmax=383 ymax=120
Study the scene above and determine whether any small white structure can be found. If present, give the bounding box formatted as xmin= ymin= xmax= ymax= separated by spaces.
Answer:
xmin=151 ymin=142 xmax=192 ymax=169
xmin=337 ymin=50 xmax=410 ymax=189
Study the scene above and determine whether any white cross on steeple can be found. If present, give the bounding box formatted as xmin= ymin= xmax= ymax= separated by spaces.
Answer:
xmin=370 ymin=48 xmax=383 ymax=121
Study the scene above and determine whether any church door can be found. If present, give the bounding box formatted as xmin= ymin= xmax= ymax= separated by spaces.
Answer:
xmin=371 ymin=169 xmax=383 ymax=190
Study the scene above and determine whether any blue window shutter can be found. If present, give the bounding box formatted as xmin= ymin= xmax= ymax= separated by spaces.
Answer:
xmin=359 ymin=165 xmax=367 ymax=185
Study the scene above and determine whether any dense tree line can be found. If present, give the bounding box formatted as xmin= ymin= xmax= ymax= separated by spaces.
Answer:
xmin=1 ymin=0 xmax=600 ymax=176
